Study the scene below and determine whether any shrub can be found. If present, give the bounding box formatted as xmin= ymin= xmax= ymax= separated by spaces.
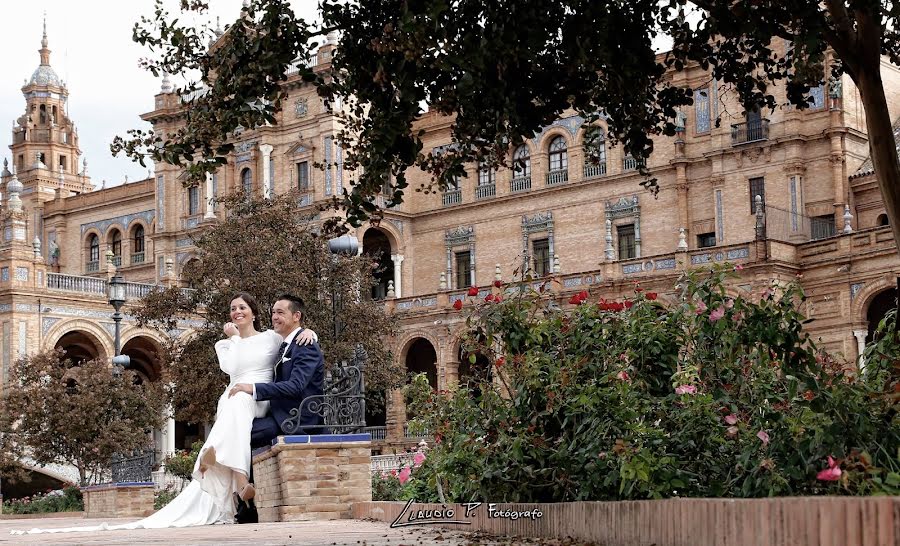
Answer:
xmin=408 ymin=265 xmax=900 ymax=502
xmin=371 ymin=446 xmax=441 ymax=502
xmin=163 ymin=440 xmax=203 ymax=486
xmin=1 ymin=486 xmax=83 ymax=514
xmin=154 ymin=483 xmax=179 ymax=509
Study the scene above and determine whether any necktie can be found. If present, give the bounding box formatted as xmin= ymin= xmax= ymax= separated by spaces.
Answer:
xmin=274 ymin=342 xmax=288 ymax=368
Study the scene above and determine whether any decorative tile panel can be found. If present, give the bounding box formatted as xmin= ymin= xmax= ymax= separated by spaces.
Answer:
xmin=176 ymin=238 xmax=193 ymax=248
xmin=691 ymin=253 xmax=711 ymax=265
xmin=449 ymin=293 xmax=465 ymax=304
xmin=445 ymin=226 xmax=475 ymax=247
xmin=81 ymin=210 xmax=156 ymax=236
xmin=656 ymin=258 xmax=677 ymax=270
xmin=294 ymin=98 xmax=308 ymax=117
xmin=156 ymin=176 xmax=165 ymax=231
xmin=715 ymin=189 xmax=724 ymax=243
xmin=15 ymin=267 xmax=28 ymax=281
xmin=726 ymin=247 xmax=750 ymax=260
xmin=1 ymin=268 xmax=8 ymax=282
xmin=564 ymin=277 xmax=583 ymax=287
xmin=336 ymin=142 xmax=343 ymax=193
xmin=42 ymin=317 xmax=61 ymax=335
xmin=622 ymin=263 xmax=643 ymax=275
xmin=850 ymin=282 xmax=865 ymax=300
xmin=694 ymin=88 xmax=711 ymax=133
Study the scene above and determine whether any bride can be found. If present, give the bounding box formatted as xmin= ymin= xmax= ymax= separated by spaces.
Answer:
xmin=12 ymin=292 xmax=316 ymax=534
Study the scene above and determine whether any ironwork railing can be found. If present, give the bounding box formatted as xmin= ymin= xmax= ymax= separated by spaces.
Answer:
xmin=281 ymin=347 xmax=367 ymax=435
xmin=475 ymin=183 xmax=496 ymax=200
xmin=584 ymin=163 xmax=607 ymax=178
xmin=442 ymin=189 xmax=462 ymax=207
xmin=731 ymin=119 xmax=770 ymax=145
xmin=130 ymin=252 xmax=145 ymax=265
xmin=110 ymin=449 xmax=155 ymax=483
xmin=761 ymin=204 xmax=838 ymax=243
xmin=510 ymin=176 xmax=532 ymax=193
xmin=624 ymin=156 xmax=644 ymax=171
xmin=546 ymin=169 xmax=568 ymax=186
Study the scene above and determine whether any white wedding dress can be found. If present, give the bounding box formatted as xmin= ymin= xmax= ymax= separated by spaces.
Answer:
xmin=11 ymin=330 xmax=283 ymax=535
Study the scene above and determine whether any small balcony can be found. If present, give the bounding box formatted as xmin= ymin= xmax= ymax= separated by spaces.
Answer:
xmin=510 ymin=176 xmax=532 ymax=193
xmin=85 ymin=261 xmax=99 ymax=273
xmin=584 ymin=162 xmax=607 ymax=179
xmin=130 ymin=252 xmax=146 ymax=265
xmin=442 ymin=189 xmax=462 ymax=207
xmin=546 ymin=169 xmax=568 ymax=186
xmin=475 ymin=183 xmax=496 ymax=200
xmin=623 ymin=156 xmax=642 ymax=171
xmin=731 ymin=119 xmax=770 ymax=145
xmin=111 ymin=255 xmax=122 ymax=267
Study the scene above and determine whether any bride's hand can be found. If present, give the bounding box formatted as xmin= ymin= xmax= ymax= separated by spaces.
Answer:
xmin=224 ymin=322 xmax=239 ymax=337
xmin=295 ymin=328 xmax=318 ymax=346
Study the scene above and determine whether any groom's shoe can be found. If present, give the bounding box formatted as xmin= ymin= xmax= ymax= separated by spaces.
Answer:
xmin=234 ymin=493 xmax=258 ymax=524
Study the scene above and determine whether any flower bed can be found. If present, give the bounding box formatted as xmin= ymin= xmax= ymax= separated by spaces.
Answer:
xmin=1 ymin=487 xmax=83 ymax=514
xmin=404 ymin=265 xmax=899 ymax=502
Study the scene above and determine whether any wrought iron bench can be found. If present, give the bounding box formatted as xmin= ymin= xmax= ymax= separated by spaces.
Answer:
xmin=281 ymin=353 xmax=366 ymax=435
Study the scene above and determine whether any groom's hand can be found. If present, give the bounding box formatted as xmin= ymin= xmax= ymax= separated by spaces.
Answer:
xmin=229 ymin=383 xmax=253 ymax=398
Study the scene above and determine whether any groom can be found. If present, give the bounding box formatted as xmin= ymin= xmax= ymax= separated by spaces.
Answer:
xmin=229 ymin=293 xmax=325 ymax=522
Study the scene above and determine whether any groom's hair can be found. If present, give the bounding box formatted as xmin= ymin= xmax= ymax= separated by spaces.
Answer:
xmin=276 ymin=293 xmax=305 ymax=320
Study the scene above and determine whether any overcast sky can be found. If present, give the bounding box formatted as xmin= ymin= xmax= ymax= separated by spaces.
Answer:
xmin=0 ymin=1 xmax=319 ymax=189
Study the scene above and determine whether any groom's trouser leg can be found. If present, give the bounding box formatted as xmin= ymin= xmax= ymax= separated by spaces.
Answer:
xmin=251 ymin=415 xmax=281 ymax=450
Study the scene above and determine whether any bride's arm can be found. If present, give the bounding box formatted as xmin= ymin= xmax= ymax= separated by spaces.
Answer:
xmin=215 ymin=323 xmax=242 ymax=375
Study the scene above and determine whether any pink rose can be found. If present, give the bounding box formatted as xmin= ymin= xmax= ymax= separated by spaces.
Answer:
xmin=724 ymin=414 xmax=738 ymax=425
xmin=675 ymin=384 xmax=697 ymax=395
xmin=724 ymin=299 xmax=734 ymax=309
xmin=816 ymin=456 xmax=842 ymax=481
xmin=709 ymin=306 xmax=726 ymax=322
xmin=734 ymin=264 xmax=744 ymax=271
xmin=695 ymin=301 xmax=707 ymax=314
xmin=757 ymin=430 xmax=770 ymax=445
xmin=398 ymin=466 xmax=412 ymax=484
xmin=413 ymin=451 xmax=426 ymax=467
xmin=616 ymin=370 xmax=630 ymax=382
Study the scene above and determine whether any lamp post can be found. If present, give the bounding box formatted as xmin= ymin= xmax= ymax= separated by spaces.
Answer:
xmin=106 ymin=250 xmax=130 ymax=372
xmin=327 ymin=235 xmax=364 ymax=431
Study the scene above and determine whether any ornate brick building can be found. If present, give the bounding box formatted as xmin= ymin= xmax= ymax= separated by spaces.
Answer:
xmin=2 ymin=19 xmax=900 ymax=478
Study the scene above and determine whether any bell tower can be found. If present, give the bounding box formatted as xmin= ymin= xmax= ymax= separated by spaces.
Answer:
xmin=5 ymin=17 xmax=91 ymax=201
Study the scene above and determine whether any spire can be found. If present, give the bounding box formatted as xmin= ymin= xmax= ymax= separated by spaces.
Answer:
xmin=161 ymin=72 xmax=173 ymax=93
xmin=39 ymin=14 xmax=51 ymax=65
xmin=7 ymin=172 xmax=23 ymax=213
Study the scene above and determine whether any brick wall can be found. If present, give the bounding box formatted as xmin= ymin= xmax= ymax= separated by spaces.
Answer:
xmin=252 ymin=438 xmax=372 ymax=522
xmin=81 ymin=483 xmax=154 ymax=519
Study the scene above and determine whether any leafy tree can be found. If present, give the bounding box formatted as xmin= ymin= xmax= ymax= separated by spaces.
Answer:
xmin=134 ymin=192 xmax=402 ymax=424
xmin=117 ymin=0 xmax=900 ymax=252
xmin=0 ymin=351 xmax=166 ymax=486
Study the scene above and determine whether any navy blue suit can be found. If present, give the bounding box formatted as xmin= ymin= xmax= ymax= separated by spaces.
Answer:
xmin=250 ymin=329 xmax=325 ymax=448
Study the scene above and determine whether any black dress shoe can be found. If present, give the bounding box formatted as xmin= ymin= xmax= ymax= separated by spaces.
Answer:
xmin=234 ymin=492 xmax=259 ymax=524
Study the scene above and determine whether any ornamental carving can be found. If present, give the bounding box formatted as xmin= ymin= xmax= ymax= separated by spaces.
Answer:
xmin=605 ymin=195 xmax=640 ymax=220
xmin=445 ymin=225 xmax=474 ymax=247
xmin=294 ymin=98 xmax=309 ymax=117
xmin=522 ymin=211 xmax=553 ymax=234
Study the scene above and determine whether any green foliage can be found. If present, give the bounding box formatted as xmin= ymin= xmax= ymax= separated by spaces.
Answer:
xmin=1 ymin=487 xmax=83 ymax=514
xmin=371 ymin=445 xmax=441 ymax=502
xmin=163 ymin=440 xmax=203 ymax=485
xmin=410 ymin=266 xmax=900 ymax=501
xmin=154 ymin=483 xmax=180 ymax=510
xmin=120 ymin=1 xmax=900 ymax=233
xmin=0 ymin=351 xmax=166 ymax=486
xmin=133 ymin=194 xmax=402 ymax=424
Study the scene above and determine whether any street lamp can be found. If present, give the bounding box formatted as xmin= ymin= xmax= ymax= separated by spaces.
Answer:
xmin=106 ymin=250 xmax=131 ymax=372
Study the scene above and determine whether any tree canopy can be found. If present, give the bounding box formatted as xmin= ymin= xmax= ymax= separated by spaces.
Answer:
xmin=134 ymin=192 xmax=402 ymax=424
xmin=117 ymin=0 xmax=900 ymax=250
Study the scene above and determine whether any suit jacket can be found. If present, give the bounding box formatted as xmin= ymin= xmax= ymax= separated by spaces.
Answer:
xmin=254 ymin=329 xmax=325 ymax=433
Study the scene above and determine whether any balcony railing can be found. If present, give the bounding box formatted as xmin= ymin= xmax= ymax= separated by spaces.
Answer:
xmin=125 ymin=282 xmax=158 ymax=300
xmin=584 ymin=162 xmax=607 ymax=179
xmin=731 ymin=119 xmax=770 ymax=145
xmin=624 ymin=156 xmax=644 ymax=171
xmin=85 ymin=261 xmax=99 ymax=273
xmin=403 ymin=423 xmax=432 ymax=438
xmin=475 ymin=183 xmax=496 ymax=200
xmin=131 ymin=252 xmax=146 ymax=265
xmin=442 ymin=189 xmax=462 ymax=207
xmin=510 ymin=176 xmax=532 ymax=193
xmin=546 ymin=169 xmax=569 ymax=186
xmin=111 ymin=255 xmax=122 ymax=267
xmin=48 ymin=273 xmax=107 ymax=295
xmin=364 ymin=426 xmax=387 ymax=441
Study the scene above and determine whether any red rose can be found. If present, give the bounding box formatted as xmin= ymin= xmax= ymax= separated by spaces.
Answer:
xmin=495 ymin=295 xmax=503 ymax=302
xmin=578 ymin=290 xmax=589 ymax=301
xmin=485 ymin=294 xmax=495 ymax=302
xmin=495 ymin=357 xmax=505 ymax=367
xmin=493 ymin=280 xmax=503 ymax=288
xmin=624 ymin=300 xmax=634 ymax=309
xmin=646 ymin=292 xmax=658 ymax=300
xmin=635 ymin=287 xmax=643 ymax=293
xmin=569 ymin=295 xmax=581 ymax=305
xmin=452 ymin=299 xmax=463 ymax=310
xmin=467 ymin=286 xmax=479 ymax=296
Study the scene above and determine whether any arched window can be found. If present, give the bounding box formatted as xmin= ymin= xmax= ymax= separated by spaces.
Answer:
xmin=87 ymin=234 xmax=100 ymax=272
xmin=132 ymin=225 xmax=146 ymax=264
xmin=547 ymin=136 xmax=568 ymax=185
xmin=39 ymin=104 xmax=47 ymax=125
xmin=513 ymin=145 xmax=531 ymax=178
xmin=110 ymin=230 xmax=123 ymax=266
xmin=549 ymin=136 xmax=568 ymax=171
xmin=241 ymin=168 xmax=252 ymax=195
xmin=877 ymin=213 xmax=890 ymax=227
xmin=583 ymin=127 xmax=607 ymax=177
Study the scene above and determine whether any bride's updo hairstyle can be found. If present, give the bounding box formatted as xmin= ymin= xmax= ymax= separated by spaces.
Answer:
xmin=229 ymin=292 xmax=262 ymax=330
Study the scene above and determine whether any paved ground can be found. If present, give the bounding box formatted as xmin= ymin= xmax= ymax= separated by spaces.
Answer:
xmin=0 ymin=515 xmax=592 ymax=545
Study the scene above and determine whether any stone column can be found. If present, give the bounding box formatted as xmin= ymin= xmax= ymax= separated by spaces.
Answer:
xmin=853 ymin=329 xmax=868 ymax=373
xmin=259 ymin=144 xmax=274 ymax=199
xmin=204 ymin=172 xmax=216 ymax=219
xmin=391 ymin=254 xmax=404 ymax=298
xmin=165 ymin=414 xmax=176 ymax=456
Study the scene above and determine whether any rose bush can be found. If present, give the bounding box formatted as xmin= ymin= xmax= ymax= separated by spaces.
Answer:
xmin=406 ymin=265 xmax=899 ymax=502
